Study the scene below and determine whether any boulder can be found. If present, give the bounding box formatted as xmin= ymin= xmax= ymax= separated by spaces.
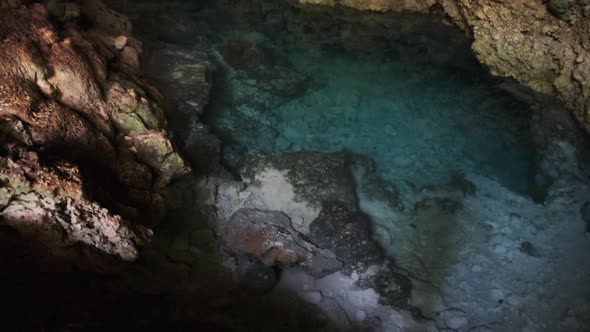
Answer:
xmin=223 ymin=208 xmax=343 ymax=277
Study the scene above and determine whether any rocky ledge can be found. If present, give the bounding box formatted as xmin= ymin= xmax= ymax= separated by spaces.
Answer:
xmin=295 ymin=0 xmax=590 ymax=134
xmin=0 ymin=0 xmax=188 ymax=269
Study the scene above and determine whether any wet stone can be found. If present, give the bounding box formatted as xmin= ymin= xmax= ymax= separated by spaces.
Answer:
xmin=300 ymin=290 xmax=323 ymax=304
xmin=309 ymin=201 xmax=382 ymax=270
xmin=223 ymin=208 xmax=342 ymax=276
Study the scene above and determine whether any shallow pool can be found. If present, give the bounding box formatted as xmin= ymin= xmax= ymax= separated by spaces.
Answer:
xmin=200 ymin=3 xmax=535 ymax=196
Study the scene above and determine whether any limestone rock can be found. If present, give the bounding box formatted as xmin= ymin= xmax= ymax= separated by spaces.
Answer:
xmin=114 ymin=35 xmax=128 ymax=49
xmin=293 ymin=0 xmax=590 ymax=135
xmin=244 ymin=152 xmax=358 ymax=210
xmin=0 ymin=0 xmax=188 ymax=214
xmin=0 ymin=147 xmax=151 ymax=270
xmin=0 ymin=0 xmax=188 ymax=268
xmin=141 ymin=43 xmax=216 ymax=167
xmin=309 ymin=201 xmax=382 ymax=269
xmin=223 ymin=208 xmax=343 ymax=277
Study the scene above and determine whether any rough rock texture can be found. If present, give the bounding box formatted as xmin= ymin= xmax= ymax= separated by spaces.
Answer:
xmin=218 ymin=39 xmax=310 ymax=98
xmin=141 ymin=43 xmax=221 ymax=173
xmin=310 ymin=202 xmax=381 ymax=270
xmin=0 ymin=0 xmax=188 ymax=267
xmin=244 ymin=152 xmax=358 ymax=210
xmin=0 ymin=144 xmax=151 ymax=268
xmin=294 ymin=0 xmax=590 ymax=134
xmin=224 ymin=208 xmax=343 ymax=277
xmin=216 ymin=151 xmax=415 ymax=311
xmin=310 ymin=201 xmax=413 ymax=308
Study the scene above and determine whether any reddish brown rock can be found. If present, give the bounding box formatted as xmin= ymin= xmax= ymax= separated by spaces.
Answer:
xmin=0 ymin=0 xmax=189 ymax=213
xmin=0 ymin=145 xmax=151 ymax=270
xmin=0 ymin=0 xmax=189 ymax=268
xmin=224 ymin=208 xmax=342 ymax=276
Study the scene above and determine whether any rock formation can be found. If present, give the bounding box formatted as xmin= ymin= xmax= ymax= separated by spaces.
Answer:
xmin=0 ymin=0 xmax=188 ymax=269
xmin=294 ymin=0 xmax=590 ymax=134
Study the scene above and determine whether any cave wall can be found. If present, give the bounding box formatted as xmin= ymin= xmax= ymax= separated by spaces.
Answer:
xmin=294 ymin=0 xmax=590 ymax=134
xmin=0 ymin=0 xmax=188 ymax=270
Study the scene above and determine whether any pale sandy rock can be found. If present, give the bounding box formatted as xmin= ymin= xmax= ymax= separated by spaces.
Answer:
xmin=114 ymin=35 xmax=128 ymax=49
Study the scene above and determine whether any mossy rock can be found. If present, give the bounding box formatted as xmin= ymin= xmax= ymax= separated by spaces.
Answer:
xmin=548 ymin=0 xmax=575 ymax=16
xmin=130 ymin=132 xmax=189 ymax=178
xmin=112 ymin=110 xmax=146 ymax=134
xmin=135 ymin=102 xmax=161 ymax=130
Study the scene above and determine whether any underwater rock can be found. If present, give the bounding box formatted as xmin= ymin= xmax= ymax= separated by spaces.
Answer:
xmin=219 ymin=39 xmax=273 ymax=74
xmin=216 ymin=151 xmax=359 ymax=234
xmin=244 ymin=152 xmax=358 ymax=210
xmin=309 ymin=201 xmax=381 ymax=271
xmin=293 ymin=0 xmax=590 ymax=135
xmin=217 ymin=39 xmax=310 ymax=99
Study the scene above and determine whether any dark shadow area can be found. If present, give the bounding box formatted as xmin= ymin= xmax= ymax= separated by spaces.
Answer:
xmin=0 ymin=219 xmax=359 ymax=332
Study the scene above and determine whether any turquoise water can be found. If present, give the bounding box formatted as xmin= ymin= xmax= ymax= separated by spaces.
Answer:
xmin=203 ymin=8 xmax=535 ymax=195
xmin=107 ymin=0 xmax=535 ymax=195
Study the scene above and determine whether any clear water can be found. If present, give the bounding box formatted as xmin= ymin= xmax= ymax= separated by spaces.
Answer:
xmin=201 ymin=4 xmax=535 ymax=195
xmin=108 ymin=0 xmax=535 ymax=196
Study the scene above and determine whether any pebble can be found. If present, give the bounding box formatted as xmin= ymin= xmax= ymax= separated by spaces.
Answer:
xmin=300 ymin=291 xmax=323 ymax=304
xmin=221 ymin=257 xmax=237 ymax=272
xmin=471 ymin=265 xmax=483 ymax=272
xmin=494 ymin=244 xmax=507 ymax=255
xmin=114 ymin=35 xmax=128 ymax=50
xmin=446 ymin=316 xmax=468 ymax=330
xmin=172 ymin=71 xmax=184 ymax=79
xmin=238 ymin=190 xmax=252 ymax=199
xmin=491 ymin=289 xmax=504 ymax=302
xmin=355 ymin=309 xmax=367 ymax=321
